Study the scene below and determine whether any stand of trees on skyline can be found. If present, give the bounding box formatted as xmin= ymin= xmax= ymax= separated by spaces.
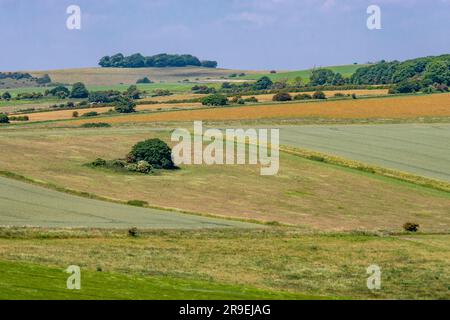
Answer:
xmin=99 ymin=53 xmax=218 ymax=68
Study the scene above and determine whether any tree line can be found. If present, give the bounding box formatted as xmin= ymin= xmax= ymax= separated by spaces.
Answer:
xmin=98 ymin=53 xmax=218 ymax=68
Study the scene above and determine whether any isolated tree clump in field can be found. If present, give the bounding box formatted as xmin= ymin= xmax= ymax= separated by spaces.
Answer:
xmin=1 ymin=92 xmax=11 ymax=100
xmin=136 ymin=77 xmax=152 ymax=84
xmin=272 ymin=92 xmax=292 ymax=102
xmin=70 ymin=82 xmax=89 ymax=98
xmin=114 ymin=96 xmax=136 ymax=113
xmin=130 ymin=139 xmax=175 ymax=169
xmin=312 ymin=91 xmax=327 ymax=99
xmin=0 ymin=114 xmax=9 ymax=124
xmin=202 ymin=94 xmax=228 ymax=106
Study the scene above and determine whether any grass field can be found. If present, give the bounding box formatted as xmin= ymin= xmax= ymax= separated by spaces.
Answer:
xmin=0 ymin=176 xmax=256 ymax=229
xmin=0 ymin=260 xmax=312 ymax=300
xmin=280 ymin=124 xmax=450 ymax=182
xmin=65 ymin=93 xmax=450 ymax=125
xmin=27 ymin=67 xmax=266 ymax=86
xmin=0 ymin=126 xmax=449 ymax=232
xmin=0 ymin=229 xmax=448 ymax=300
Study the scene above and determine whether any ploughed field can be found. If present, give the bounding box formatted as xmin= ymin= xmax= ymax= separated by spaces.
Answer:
xmin=280 ymin=123 xmax=450 ymax=183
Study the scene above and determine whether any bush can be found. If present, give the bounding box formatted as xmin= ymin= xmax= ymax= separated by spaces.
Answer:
xmin=244 ymin=96 xmax=258 ymax=103
xmin=128 ymin=227 xmax=139 ymax=237
xmin=1 ymin=92 xmax=11 ymax=100
xmin=272 ymin=92 xmax=292 ymax=102
xmin=72 ymin=111 xmax=79 ymax=118
xmin=127 ymin=200 xmax=148 ymax=207
xmin=131 ymin=138 xmax=175 ymax=169
xmin=8 ymin=116 xmax=29 ymax=121
xmin=0 ymin=114 xmax=9 ymax=124
xmin=91 ymin=158 xmax=107 ymax=167
xmin=152 ymin=89 xmax=173 ymax=97
xmin=254 ymin=76 xmax=273 ymax=90
xmin=403 ymin=222 xmax=419 ymax=232
xmin=294 ymin=93 xmax=312 ymax=100
xmin=70 ymin=82 xmax=89 ymax=98
xmin=312 ymin=91 xmax=327 ymax=99
xmin=137 ymin=160 xmax=153 ymax=174
xmin=82 ymin=111 xmax=99 ymax=117
xmin=81 ymin=122 xmax=111 ymax=128
xmin=201 ymin=94 xmax=228 ymax=106
xmin=136 ymin=77 xmax=152 ymax=84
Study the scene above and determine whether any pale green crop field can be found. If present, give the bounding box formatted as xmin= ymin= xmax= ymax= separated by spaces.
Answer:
xmin=280 ymin=124 xmax=450 ymax=182
xmin=0 ymin=176 xmax=256 ymax=229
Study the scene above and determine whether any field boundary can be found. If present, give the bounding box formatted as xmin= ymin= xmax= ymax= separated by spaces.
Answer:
xmin=281 ymin=146 xmax=450 ymax=193
xmin=0 ymin=170 xmax=273 ymax=228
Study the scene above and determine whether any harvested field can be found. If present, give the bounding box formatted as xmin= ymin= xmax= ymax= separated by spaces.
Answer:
xmin=69 ymin=93 xmax=450 ymax=125
xmin=11 ymin=103 xmax=203 ymax=122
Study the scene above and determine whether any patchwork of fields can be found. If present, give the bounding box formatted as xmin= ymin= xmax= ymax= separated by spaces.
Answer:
xmin=67 ymin=93 xmax=450 ymax=125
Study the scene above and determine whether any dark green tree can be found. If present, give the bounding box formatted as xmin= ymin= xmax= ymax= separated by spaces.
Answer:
xmin=201 ymin=94 xmax=228 ymax=106
xmin=1 ymin=92 xmax=11 ymax=100
xmin=131 ymin=139 xmax=175 ymax=169
xmin=254 ymin=76 xmax=273 ymax=90
xmin=114 ymin=96 xmax=136 ymax=113
xmin=0 ymin=114 xmax=9 ymax=124
xmin=70 ymin=82 xmax=89 ymax=98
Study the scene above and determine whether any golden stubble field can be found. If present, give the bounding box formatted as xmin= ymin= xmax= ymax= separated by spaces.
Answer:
xmin=0 ymin=127 xmax=449 ymax=232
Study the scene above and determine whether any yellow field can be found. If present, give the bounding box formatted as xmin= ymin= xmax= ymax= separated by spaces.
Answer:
xmin=12 ymin=103 xmax=203 ymax=122
xmin=244 ymin=89 xmax=389 ymax=102
xmin=69 ymin=93 xmax=450 ymax=125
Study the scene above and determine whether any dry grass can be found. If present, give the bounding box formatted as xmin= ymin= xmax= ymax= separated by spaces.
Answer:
xmin=0 ymin=127 xmax=449 ymax=232
xmin=68 ymin=93 xmax=450 ymax=125
xmin=0 ymin=229 xmax=449 ymax=299
xmin=12 ymin=103 xmax=202 ymax=122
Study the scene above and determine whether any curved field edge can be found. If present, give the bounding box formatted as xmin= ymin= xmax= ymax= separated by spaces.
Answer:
xmin=0 ymin=260 xmax=324 ymax=300
xmin=0 ymin=170 xmax=273 ymax=228
xmin=281 ymin=146 xmax=450 ymax=193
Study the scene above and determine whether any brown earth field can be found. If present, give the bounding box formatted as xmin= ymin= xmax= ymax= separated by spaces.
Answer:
xmin=0 ymin=127 xmax=449 ymax=232
xmin=66 ymin=93 xmax=450 ymax=125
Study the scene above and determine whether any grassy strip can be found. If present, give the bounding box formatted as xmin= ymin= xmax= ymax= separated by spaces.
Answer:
xmin=0 ymin=260 xmax=321 ymax=300
xmin=281 ymin=146 xmax=450 ymax=193
xmin=0 ymin=170 xmax=271 ymax=227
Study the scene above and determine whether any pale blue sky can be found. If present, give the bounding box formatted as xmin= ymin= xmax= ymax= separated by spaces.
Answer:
xmin=0 ymin=0 xmax=449 ymax=71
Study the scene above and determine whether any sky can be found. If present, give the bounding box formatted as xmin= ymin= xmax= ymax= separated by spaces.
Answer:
xmin=0 ymin=0 xmax=449 ymax=71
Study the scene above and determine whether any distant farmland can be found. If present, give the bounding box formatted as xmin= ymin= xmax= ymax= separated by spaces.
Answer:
xmin=70 ymin=93 xmax=450 ymax=125
xmin=280 ymin=124 xmax=450 ymax=183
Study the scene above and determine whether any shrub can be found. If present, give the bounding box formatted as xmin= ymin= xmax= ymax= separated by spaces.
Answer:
xmin=236 ymin=98 xmax=245 ymax=105
xmin=1 ymin=92 xmax=11 ymax=100
xmin=244 ymin=96 xmax=258 ymax=103
xmin=201 ymin=94 xmax=228 ymax=106
xmin=273 ymin=92 xmax=292 ymax=102
xmin=403 ymin=222 xmax=420 ymax=232
xmin=152 ymin=89 xmax=173 ymax=97
xmin=136 ymin=77 xmax=152 ymax=84
xmin=81 ymin=122 xmax=111 ymax=128
xmin=136 ymin=160 xmax=153 ymax=174
xmin=131 ymin=138 xmax=175 ymax=169
xmin=294 ymin=93 xmax=312 ymax=100
xmin=0 ymin=114 xmax=10 ymax=123
xmin=270 ymin=70 xmax=277 ymax=74
xmin=91 ymin=158 xmax=107 ymax=167
xmin=128 ymin=227 xmax=139 ymax=237
xmin=82 ymin=111 xmax=99 ymax=117
xmin=127 ymin=200 xmax=148 ymax=207
xmin=312 ymin=91 xmax=327 ymax=99
xmin=254 ymin=76 xmax=273 ymax=90
xmin=72 ymin=111 xmax=79 ymax=118
xmin=8 ymin=116 xmax=29 ymax=121
xmin=334 ymin=93 xmax=346 ymax=97
xmin=70 ymin=82 xmax=89 ymax=98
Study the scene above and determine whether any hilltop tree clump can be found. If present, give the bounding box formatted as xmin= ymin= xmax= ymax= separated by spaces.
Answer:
xmin=99 ymin=53 xmax=218 ymax=69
